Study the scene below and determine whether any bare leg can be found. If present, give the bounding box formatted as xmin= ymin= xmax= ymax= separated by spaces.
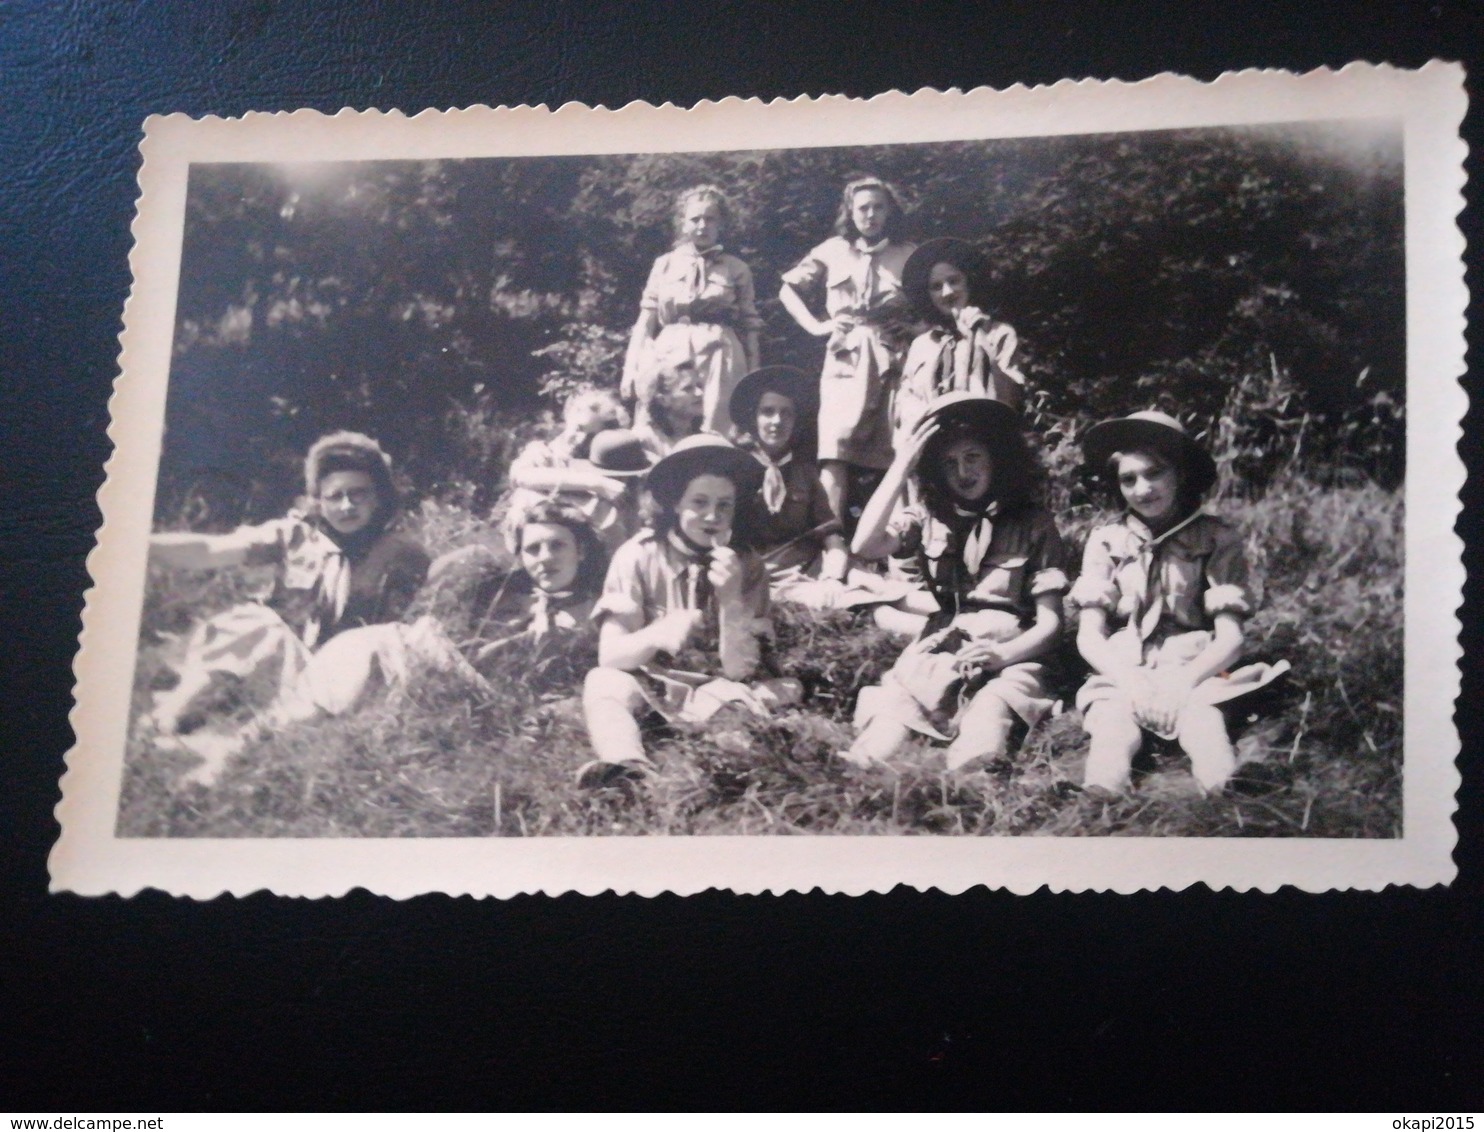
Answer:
xmin=820 ymin=459 xmax=850 ymax=530
xmin=582 ymin=667 xmax=652 ymax=766
xmin=1177 ymin=702 xmax=1237 ymax=794
xmin=873 ymin=603 xmax=930 ymax=638
xmin=945 ymin=689 xmax=1016 ymax=771
xmin=1082 ymin=699 xmax=1143 ymax=794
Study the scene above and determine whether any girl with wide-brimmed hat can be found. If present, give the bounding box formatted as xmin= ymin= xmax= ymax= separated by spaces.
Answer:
xmin=579 ymin=434 xmax=802 ymax=786
xmin=846 ymin=393 xmax=1070 ymax=770
xmin=779 ymin=174 xmax=918 ymax=530
xmin=620 ymin=184 xmax=762 ymax=439
xmin=894 ymin=237 xmax=1026 ymax=448
xmin=1071 ymin=411 xmax=1289 ymax=796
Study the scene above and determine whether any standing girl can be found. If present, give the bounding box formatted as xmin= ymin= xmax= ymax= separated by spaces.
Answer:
xmin=779 ymin=175 xmax=917 ymax=529
xmin=847 ymin=394 xmax=1068 ymax=769
xmin=895 ymin=237 xmax=1026 ymax=447
xmin=1071 ymin=411 xmax=1288 ymax=795
xmin=580 ymin=434 xmax=801 ymax=786
xmin=622 ymin=184 xmax=761 ymax=439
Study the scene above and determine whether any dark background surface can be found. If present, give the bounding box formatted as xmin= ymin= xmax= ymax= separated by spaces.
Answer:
xmin=0 ymin=0 xmax=1479 ymax=1111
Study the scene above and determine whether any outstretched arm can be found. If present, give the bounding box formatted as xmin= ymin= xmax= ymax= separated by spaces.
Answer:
xmin=149 ymin=531 xmax=251 ymax=571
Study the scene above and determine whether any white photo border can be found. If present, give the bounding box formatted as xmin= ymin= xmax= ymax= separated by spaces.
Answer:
xmin=52 ymin=63 xmax=1467 ymax=897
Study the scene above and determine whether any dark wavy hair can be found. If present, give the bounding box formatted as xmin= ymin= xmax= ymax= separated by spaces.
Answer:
xmin=1099 ymin=440 xmax=1206 ymax=520
xmin=833 ymin=175 xmax=907 ymax=242
xmin=509 ymin=497 xmax=609 ymax=598
xmin=917 ymin=418 xmax=1038 ymax=520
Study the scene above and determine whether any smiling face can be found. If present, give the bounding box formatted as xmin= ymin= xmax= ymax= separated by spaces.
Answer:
xmin=850 ymin=187 xmax=891 ymax=241
xmin=680 ymin=195 xmax=722 ymax=250
xmin=937 ymin=436 xmax=995 ymax=505
xmin=675 ymin=473 xmax=736 ymax=549
xmin=317 ymin=470 xmax=381 ymax=536
xmin=928 ymin=261 xmax=970 ymax=318
xmin=755 ymin=391 xmax=797 ymax=457
xmin=1116 ymin=449 xmax=1180 ymax=528
xmin=519 ymin=520 xmax=584 ymax=594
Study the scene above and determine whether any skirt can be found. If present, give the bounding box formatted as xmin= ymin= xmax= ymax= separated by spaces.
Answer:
xmin=817 ymin=323 xmax=903 ymax=469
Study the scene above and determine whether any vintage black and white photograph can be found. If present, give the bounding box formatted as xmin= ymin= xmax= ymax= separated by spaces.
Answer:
xmin=53 ymin=69 xmax=1464 ymax=896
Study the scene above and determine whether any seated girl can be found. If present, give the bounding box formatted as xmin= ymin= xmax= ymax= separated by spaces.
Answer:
xmin=580 ymin=434 xmax=802 ymax=786
xmin=847 ymin=393 xmax=1068 ymax=771
xmin=631 ymin=344 xmax=709 ymax=462
xmin=894 ymin=237 xmax=1026 ymax=447
xmin=461 ymin=497 xmax=609 ymax=689
xmin=504 ymin=387 xmax=638 ymax=554
xmin=146 ymin=431 xmax=433 ymax=783
xmin=1071 ymin=411 xmax=1288 ymax=796
xmin=728 ymin=364 xmax=848 ymax=599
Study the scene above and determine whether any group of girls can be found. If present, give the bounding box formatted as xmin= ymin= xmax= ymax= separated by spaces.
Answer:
xmin=145 ymin=175 xmax=1287 ymax=800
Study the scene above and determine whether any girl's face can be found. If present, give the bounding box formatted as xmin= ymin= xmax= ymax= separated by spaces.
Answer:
xmin=656 ymin=365 xmax=705 ymax=422
xmin=680 ymin=196 xmax=722 ymax=250
xmin=675 ymin=473 xmax=736 ymax=549
xmin=755 ymin=391 xmax=797 ymax=457
xmin=938 ymin=437 xmax=995 ymax=505
xmin=566 ymin=393 xmax=621 ymax=437
xmin=850 ymin=188 xmax=891 ymax=241
xmin=1116 ymin=450 xmax=1180 ymax=527
xmin=520 ymin=521 xmax=583 ymax=594
xmin=928 ymin=261 xmax=970 ymax=317
xmin=317 ymin=470 xmax=380 ymax=536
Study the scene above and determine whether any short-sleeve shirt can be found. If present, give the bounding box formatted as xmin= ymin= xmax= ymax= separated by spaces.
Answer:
xmin=1068 ymin=512 xmax=1253 ymax=635
xmin=886 ymin=502 xmax=1069 ymax=630
xmin=780 ymin=236 xmax=914 ymax=321
xmin=641 ymin=246 xmax=762 ymax=331
xmin=593 ymin=529 xmax=771 ymax=673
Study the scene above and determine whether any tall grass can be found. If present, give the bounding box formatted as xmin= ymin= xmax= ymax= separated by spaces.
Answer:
xmin=116 ymin=473 xmax=1402 ymax=839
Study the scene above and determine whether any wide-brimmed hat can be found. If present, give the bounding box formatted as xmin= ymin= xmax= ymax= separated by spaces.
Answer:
xmin=573 ymin=428 xmax=651 ymax=479
xmin=1081 ymin=410 xmax=1217 ymax=498
xmin=919 ymin=391 xmax=1022 ymax=442
xmin=902 ymin=237 xmax=990 ymax=323
xmin=728 ymin=365 xmax=818 ymax=432
xmin=645 ymin=433 xmax=764 ymax=506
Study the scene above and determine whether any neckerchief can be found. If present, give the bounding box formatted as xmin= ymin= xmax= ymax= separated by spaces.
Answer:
xmin=685 ymin=242 xmax=723 ymax=296
xmin=1126 ymin=508 xmax=1205 ymax=642
xmin=852 ymin=237 xmax=889 ymax=308
xmin=754 ymin=449 xmax=793 ymax=514
xmin=952 ymin=501 xmax=999 ymax=577
xmin=528 ymin=587 xmax=577 ymax=639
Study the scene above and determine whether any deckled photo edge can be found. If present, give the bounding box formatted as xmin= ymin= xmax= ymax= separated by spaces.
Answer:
xmin=52 ymin=63 xmax=1467 ymax=898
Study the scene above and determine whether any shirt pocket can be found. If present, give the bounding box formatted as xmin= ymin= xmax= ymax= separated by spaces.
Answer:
xmin=824 ymin=262 xmax=859 ymax=306
xmin=968 ymin=554 xmax=1028 ymax=604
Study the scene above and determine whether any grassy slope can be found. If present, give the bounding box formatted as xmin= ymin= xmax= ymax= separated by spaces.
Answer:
xmin=116 ymin=477 xmax=1402 ymax=839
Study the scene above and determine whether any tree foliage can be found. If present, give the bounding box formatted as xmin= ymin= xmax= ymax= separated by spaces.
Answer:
xmin=161 ymin=121 xmax=1405 ymax=523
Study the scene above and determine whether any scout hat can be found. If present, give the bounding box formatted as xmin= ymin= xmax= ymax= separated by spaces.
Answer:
xmin=573 ymin=428 xmax=651 ymax=479
xmin=1081 ymin=410 xmax=1218 ymax=498
xmin=645 ymin=433 xmax=764 ymax=507
xmin=902 ymin=237 xmax=990 ymax=324
xmin=918 ymin=390 xmax=1021 ymax=443
xmin=728 ymin=365 xmax=819 ymax=433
